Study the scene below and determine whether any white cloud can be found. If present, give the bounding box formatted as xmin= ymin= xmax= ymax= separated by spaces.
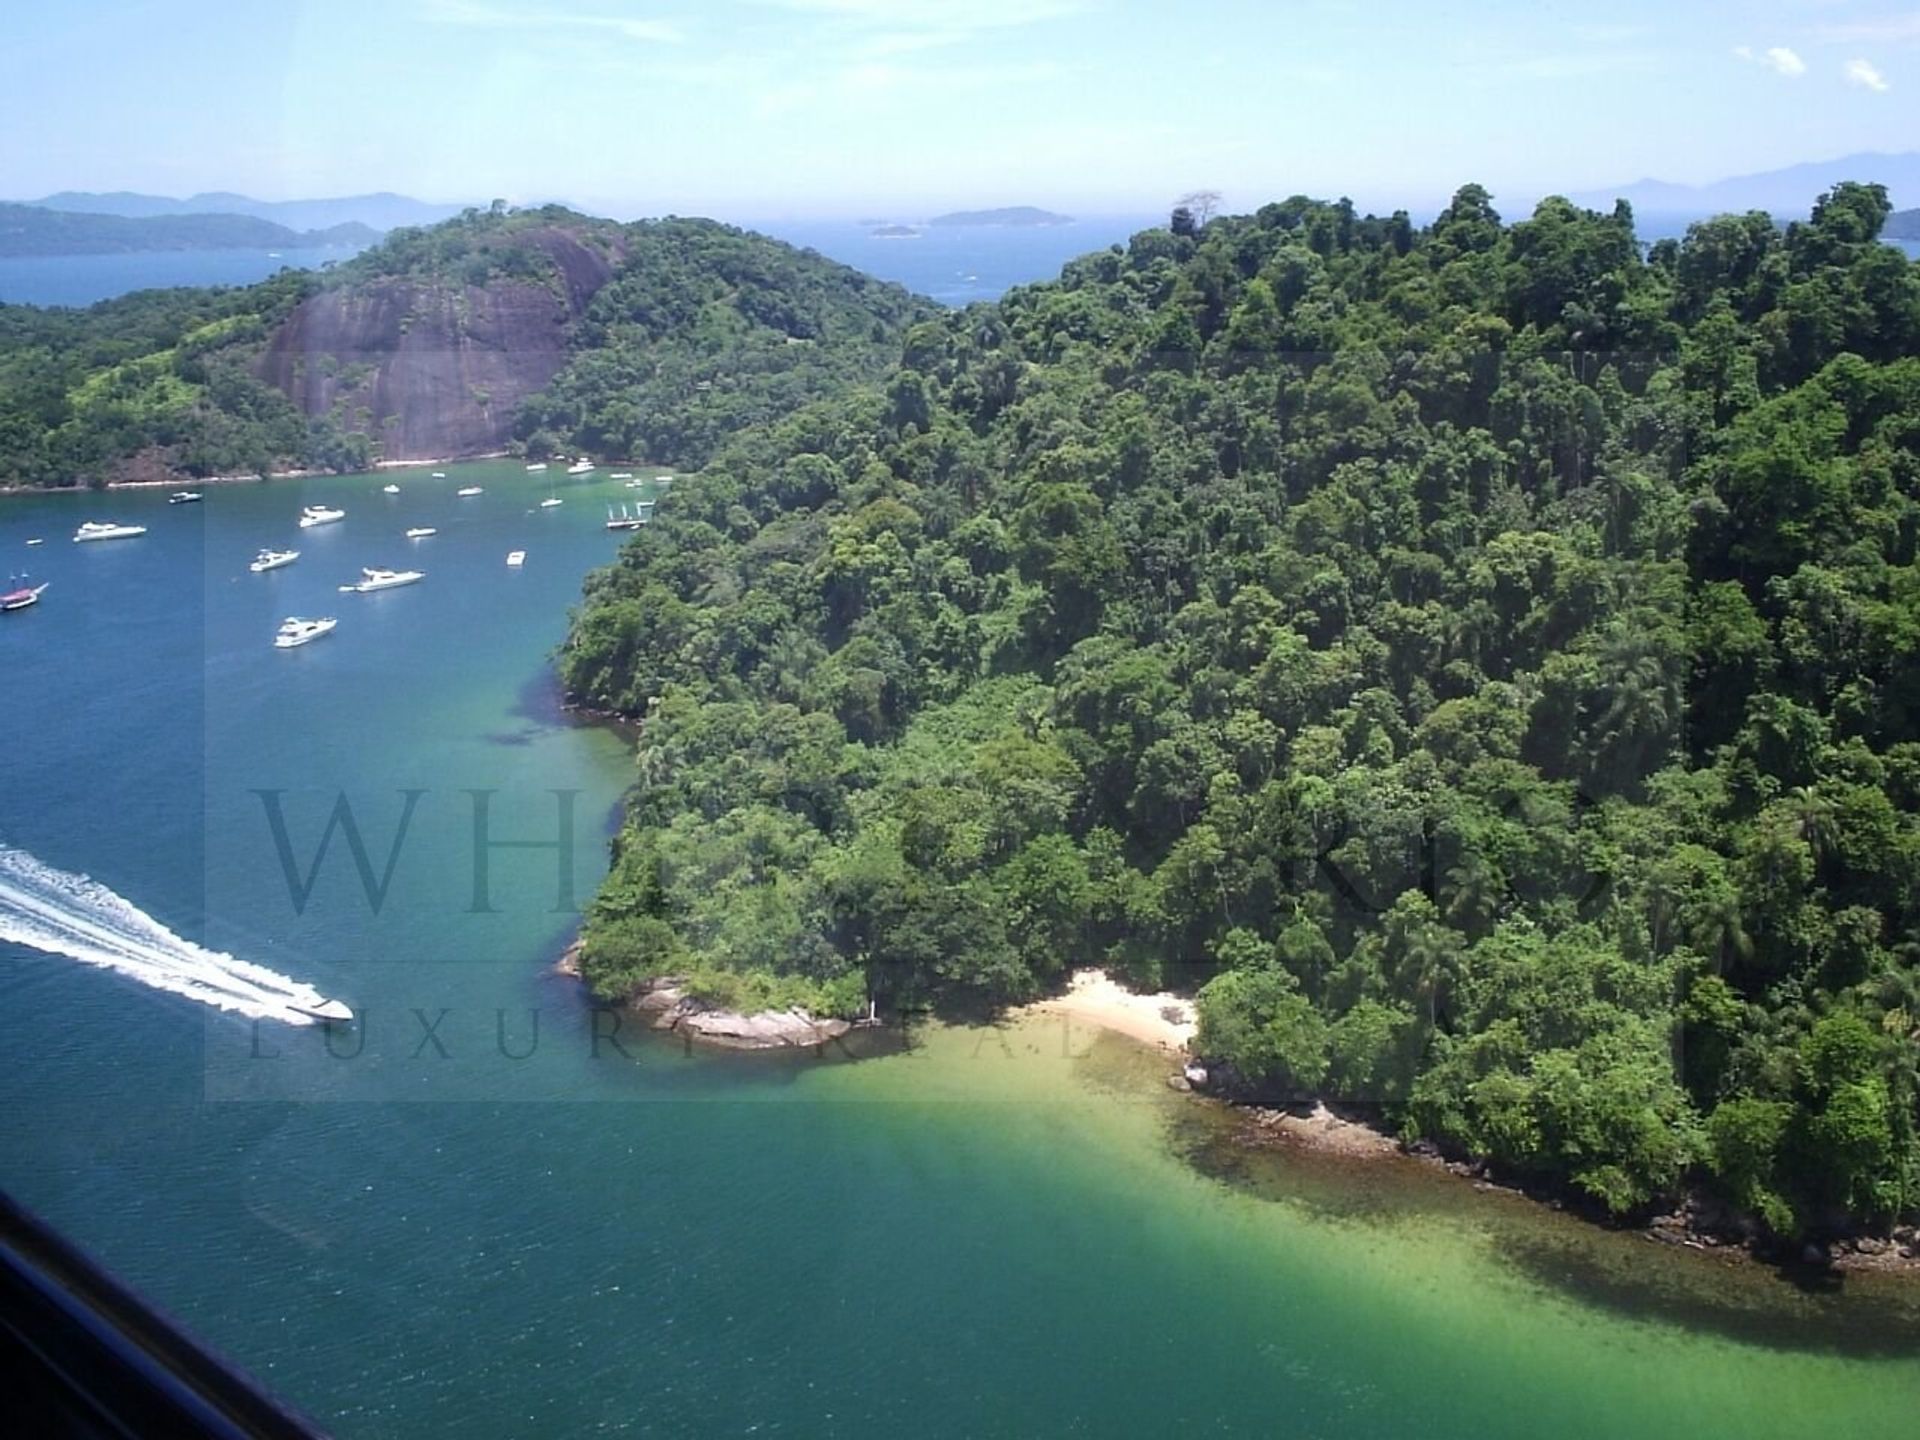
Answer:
xmin=1846 ymin=57 xmax=1892 ymax=90
xmin=1733 ymin=44 xmax=1806 ymax=77
xmin=421 ymin=0 xmax=683 ymax=44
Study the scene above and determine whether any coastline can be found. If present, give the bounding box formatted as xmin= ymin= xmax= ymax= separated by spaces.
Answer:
xmin=550 ymin=943 xmax=1920 ymax=1276
xmin=1 ymin=451 xmax=518 ymax=497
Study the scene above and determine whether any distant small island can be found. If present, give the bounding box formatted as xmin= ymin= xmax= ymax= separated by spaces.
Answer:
xmin=0 ymin=203 xmax=377 ymax=258
xmin=928 ymin=206 xmax=1073 ymax=228
xmin=870 ymin=224 xmax=922 ymax=238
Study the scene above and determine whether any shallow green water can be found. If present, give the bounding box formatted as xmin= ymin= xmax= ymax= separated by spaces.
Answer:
xmin=2 ymin=463 xmax=1917 ymax=1438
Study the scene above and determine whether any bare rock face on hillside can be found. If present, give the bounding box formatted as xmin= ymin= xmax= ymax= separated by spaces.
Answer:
xmin=259 ymin=227 xmax=621 ymax=461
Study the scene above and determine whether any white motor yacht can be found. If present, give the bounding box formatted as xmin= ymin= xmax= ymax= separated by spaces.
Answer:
xmin=250 ymin=548 xmax=299 ymax=573
xmin=525 ymin=462 xmax=548 ymax=472
xmin=298 ymin=505 xmax=346 ymax=528
xmin=382 ymin=483 xmax=401 ymax=494
xmin=338 ymin=567 xmax=424 ymax=593
xmin=291 ymin=997 xmax=355 ymax=1024
xmin=273 ymin=616 xmax=337 ymax=648
xmin=405 ymin=527 xmax=437 ymax=539
xmin=507 ymin=550 xmax=526 ymax=567
xmin=73 ymin=521 xmax=148 ymax=543
xmin=539 ymin=497 xmax=563 ymax=508
xmin=168 ymin=490 xmax=203 ymax=505
xmin=456 ymin=486 xmax=483 ymax=497
xmin=566 ymin=458 xmax=595 ymax=475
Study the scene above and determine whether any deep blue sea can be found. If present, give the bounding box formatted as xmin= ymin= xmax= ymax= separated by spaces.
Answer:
xmin=756 ymin=217 xmax=1162 ymax=305
xmin=0 ymin=244 xmax=371 ymax=307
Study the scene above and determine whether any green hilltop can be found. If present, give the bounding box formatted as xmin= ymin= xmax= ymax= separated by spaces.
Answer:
xmin=563 ymin=182 xmax=1920 ymax=1248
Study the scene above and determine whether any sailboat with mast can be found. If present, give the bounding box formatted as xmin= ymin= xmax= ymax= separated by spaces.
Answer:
xmin=2 ymin=574 xmax=48 ymax=611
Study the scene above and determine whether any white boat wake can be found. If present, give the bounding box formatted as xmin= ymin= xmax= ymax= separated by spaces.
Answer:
xmin=0 ymin=846 xmax=338 ymax=1025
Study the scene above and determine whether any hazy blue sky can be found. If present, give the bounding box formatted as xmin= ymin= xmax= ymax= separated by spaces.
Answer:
xmin=8 ymin=0 xmax=1918 ymax=219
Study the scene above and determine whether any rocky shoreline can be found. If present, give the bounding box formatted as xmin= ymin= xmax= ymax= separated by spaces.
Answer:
xmin=1203 ymin=1089 xmax=1920 ymax=1275
xmin=554 ymin=943 xmax=854 ymax=1051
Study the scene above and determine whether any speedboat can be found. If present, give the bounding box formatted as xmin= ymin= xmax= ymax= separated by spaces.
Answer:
xmin=291 ymin=997 xmax=354 ymax=1024
xmin=273 ymin=616 xmax=337 ymax=648
xmin=298 ymin=505 xmax=345 ymax=528
xmin=73 ymin=521 xmax=147 ymax=542
xmin=250 ymin=548 xmax=299 ymax=573
xmin=168 ymin=490 xmax=203 ymax=505
xmin=431 ymin=471 xmax=446 ymax=479
xmin=624 ymin=478 xmax=647 ymax=488
xmin=507 ymin=550 xmax=526 ymax=567
xmin=566 ymin=458 xmax=595 ymax=475
xmin=1 ymin=576 xmax=47 ymax=612
xmin=539 ymin=497 xmax=563 ymax=508
xmin=405 ymin=527 xmax=437 ymax=539
xmin=382 ymin=483 xmax=401 ymax=494
xmin=338 ymin=567 xmax=424 ymax=593
xmin=525 ymin=462 xmax=548 ymax=472
xmin=456 ymin=486 xmax=483 ymax=497
xmin=25 ymin=538 xmax=43 ymax=546
xmin=609 ymin=472 xmax=633 ymax=481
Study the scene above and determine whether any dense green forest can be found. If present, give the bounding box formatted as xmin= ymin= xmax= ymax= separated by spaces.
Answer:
xmin=564 ymin=183 xmax=1920 ymax=1244
xmin=0 ymin=206 xmax=924 ymax=487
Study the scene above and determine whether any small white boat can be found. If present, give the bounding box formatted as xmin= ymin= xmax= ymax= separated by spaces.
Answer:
xmin=566 ymin=458 xmax=595 ymax=475
xmin=250 ymin=548 xmax=299 ymax=573
xmin=507 ymin=550 xmax=526 ymax=567
xmin=431 ymin=471 xmax=446 ymax=479
xmin=298 ymin=505 xmax=345 ymax=528
xmin=624 ymin=478 xmax=647 ymax=488
xmin=274 ymin=616 xmax=337 ymax=648
xmin=525 ymin=462 xmax=548 ymax=472
xmin=539 ymin=497 xmax=563 ymax=508
xmin=456 ymin=486 xmax=483 ymax=497
xmin=405 ymin=527 xmax=437 ymax=539
xmin=74 ymin=521 xmax=147 ymax=543
xmin=609 ymin=472 xmax=633 ymax=481
xmin=291 ymin=997 xmax=354 ymax=1024
xmin=25 ymin=538 xmax=44 ymax=546
xmin=382 ymin=483 xmax=401 ymax=494
xmin=168 ymin=490 xmax=203 ymax=505
xmin=338 ymin=567 xmax=424 ymax=593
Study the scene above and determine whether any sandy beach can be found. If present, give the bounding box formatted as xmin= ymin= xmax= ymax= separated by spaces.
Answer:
xmin=1016 ymin=968 xmax=1197 ymax=1052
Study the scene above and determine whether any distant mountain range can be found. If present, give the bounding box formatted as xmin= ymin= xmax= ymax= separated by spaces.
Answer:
xmin=0 ymin=203 xmax=377 ymax=259
xmin=1887 ymin=209 xmax=1920 ymax=241
xmin=1566 ymin=151 xmax=1920 ymax=220
xmin=21 ymin=190 xmax=468 ymax=234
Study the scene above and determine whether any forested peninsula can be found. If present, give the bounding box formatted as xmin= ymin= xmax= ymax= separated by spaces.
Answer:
xmin=0 ymin=202 xmax=375 ymax=257
xmin=563 ymin=184 xmax=1920 ymax=1252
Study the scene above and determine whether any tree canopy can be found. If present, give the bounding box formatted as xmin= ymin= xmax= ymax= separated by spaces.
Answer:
xmin=564 ymin=182 xmax=1920 ymax=1242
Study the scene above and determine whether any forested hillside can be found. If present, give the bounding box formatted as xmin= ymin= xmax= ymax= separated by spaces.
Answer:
xmin=0 ymin=202 xmax=374 ymax=256
xmin=0 ymin=206 xmax=926 ymax=486
xmin=565 ymin=183 xmax=1920 ymax=1243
